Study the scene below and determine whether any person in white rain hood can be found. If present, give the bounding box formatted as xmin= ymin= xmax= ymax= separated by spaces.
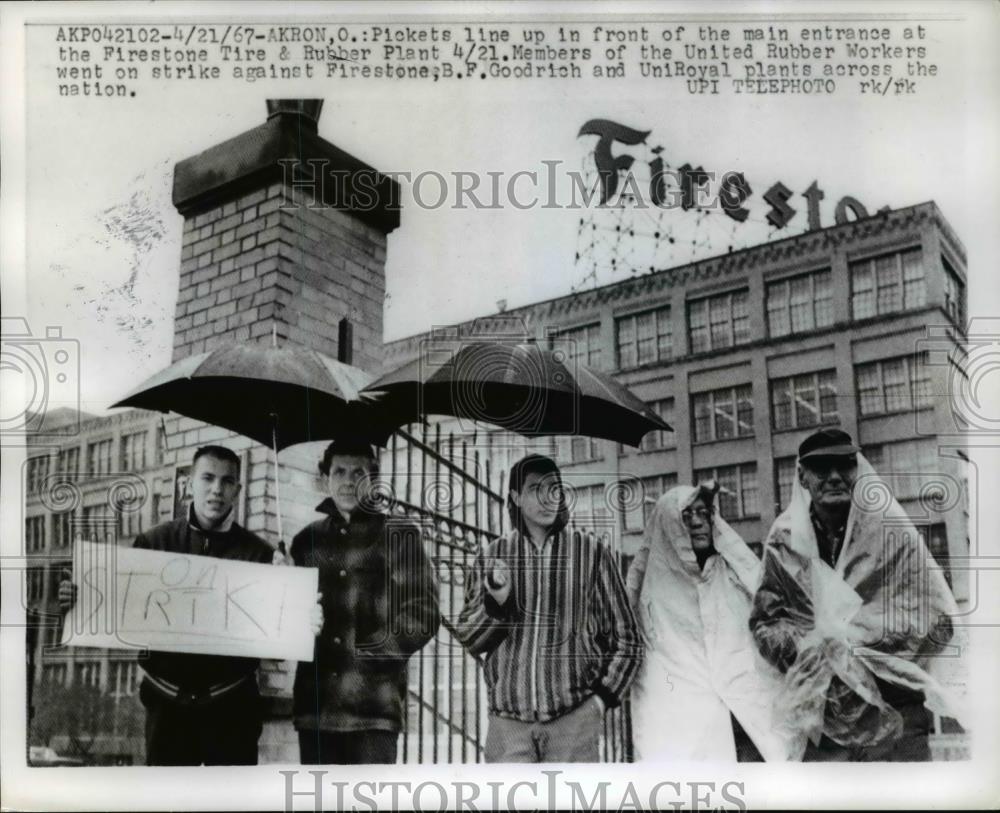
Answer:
xmin=626 ymin=481 xmax=796 ymax=761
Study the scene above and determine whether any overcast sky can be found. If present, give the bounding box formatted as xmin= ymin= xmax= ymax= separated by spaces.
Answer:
xmin=14 ymin=9 xmax=1000 ymax=417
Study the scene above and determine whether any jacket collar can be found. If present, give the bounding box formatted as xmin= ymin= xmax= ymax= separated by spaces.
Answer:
xmin=188 ymin=503 xmax=236 ymax=534
xmin=315 ymin=497 xmax=383 ymax=527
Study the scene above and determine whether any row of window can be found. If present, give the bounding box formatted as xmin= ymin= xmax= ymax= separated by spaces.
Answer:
xmin=39 ymin=660 xmax=139 ymax=697
xmin=557 ymin=354 xmax=933 ymax=462
xmin=551 ymin=248 xmax=963 ymax=372
xmin=26 ymin=430 xmax=157 ymax=494
xmin=23 ymin=498 xmax=155 ymax=555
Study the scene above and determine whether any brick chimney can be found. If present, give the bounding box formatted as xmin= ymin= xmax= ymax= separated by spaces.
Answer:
xmin=171 ymin=99 xmax=400 ymax=373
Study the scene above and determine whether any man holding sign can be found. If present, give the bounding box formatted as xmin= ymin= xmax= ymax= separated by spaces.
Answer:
xmin=59 ymin=445 xmax=323 ymax=766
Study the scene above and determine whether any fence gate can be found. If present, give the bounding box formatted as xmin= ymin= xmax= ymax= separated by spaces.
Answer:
xmin=381 ymin=424 xmax=634 ymax=764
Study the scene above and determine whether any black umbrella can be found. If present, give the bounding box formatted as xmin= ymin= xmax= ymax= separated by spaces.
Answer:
xmin=112 ymin=341 xmax=392 ymax=542
xmin=363 ymin=341 xmax=671 ymax=447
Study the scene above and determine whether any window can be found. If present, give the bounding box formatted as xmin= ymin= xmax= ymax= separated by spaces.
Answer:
xmin=45 ymin=622 xmax=64 ymax=646
xmin=774 ymin=456 xmax=797 ymax=513
xmin=87 ymin=439 xmax=114 ymax=476
xmin=560 ymin=435 xmax=602 ymax=464
xmin=687 ymin=289 xmax=750 ymax=354
xmin=616 ymin=306 xmax=672 ymax=368
xmin=43 ymin=663 xmax=68 ymax=687
xmin=942 ymin=256 xmax=965 ymax=328
xmin=118 ymin=496 xmax=144 ymax=539
xmin=770 ymin=369 xmax=839 ymax=430
xmin=551 ymin=323 xmax=602 ymax=370
xmin=26 ymin=455 xmax=50 ymax=495
xmin=694 ymin=463 xmax=759 ymax=519
xmin=120 ymin=431 xmax=148 ymax=471
xmin=82 ymin=503 xmax=116 ymax=544
xmin=74 ymin=661 xmax=102 ymax=689
xmin=916 ymin=523 xmax=952 ymax=588
xmin=641 ymin=473 xmax=678 ymax=526
xmin=766 ymin=270 xmax=834 ymax=338
xmin=640 ymin=398 xmax=675 ymax=451
xmin=488 ymin=434 xmax=557 ymax=479
xmin=851 ymin=248 xmax=925 ymax=319
xmin=57 ymin=446 xmax=80 ymax=476
xmin=26 ymin=516 xmax=46 ymax=553
xmin=27 ymin=567 xmax=45 ymax=603
xmin=112 ymin=661 xmax=139 ymax=697
xmin=568 ymin=483 xmax=612 ymax=526
xmin=855 ymin=355 xmax=933 ymax=417
xmin=52 ymin=512 xmax=74 ymax=549
xmin=863 ymin=439 xmax=938 ymax=499
xmin=692 ymin=384 xmax=754 ymax=442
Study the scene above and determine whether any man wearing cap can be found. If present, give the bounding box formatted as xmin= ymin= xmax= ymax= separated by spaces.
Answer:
xmin=750 ymin=428 xmax=959 ymax=761
xmin=278 ymin=438 xmax=440 ymax=764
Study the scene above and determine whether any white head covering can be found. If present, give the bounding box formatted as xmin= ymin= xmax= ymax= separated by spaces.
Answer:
xmin=630 ymin=484 xmax=797 ymax=762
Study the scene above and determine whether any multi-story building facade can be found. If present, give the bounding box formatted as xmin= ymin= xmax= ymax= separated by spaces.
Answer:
xmin=24 ymin=408 xmax=173 ymax=764
xmin=383 ymin=201 xmax=970 ymax=609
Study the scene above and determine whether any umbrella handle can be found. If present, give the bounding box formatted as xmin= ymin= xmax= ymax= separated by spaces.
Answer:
xmin=271 ymin=415 xmax=285 ymax=548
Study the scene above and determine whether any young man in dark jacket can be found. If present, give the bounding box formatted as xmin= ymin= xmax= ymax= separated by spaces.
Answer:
xmin=280 ymin=438 xmax=440 ymax=764
xmin=59 ymin=444 xmax=320 ymax=766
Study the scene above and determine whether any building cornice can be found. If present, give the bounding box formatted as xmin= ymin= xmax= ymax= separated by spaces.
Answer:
xmin=384 ymin=201 xmax=961 ymax=366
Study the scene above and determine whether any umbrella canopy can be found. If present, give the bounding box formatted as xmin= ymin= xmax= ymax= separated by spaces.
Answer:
xmin=111 ymin=343 xmax=391 ymax=450
xmin=363 ymin=341 xmax=671 ymax=447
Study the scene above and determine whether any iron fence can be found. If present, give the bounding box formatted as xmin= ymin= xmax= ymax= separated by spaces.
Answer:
xmin=382 ymin=423 xmax=634 ymax=763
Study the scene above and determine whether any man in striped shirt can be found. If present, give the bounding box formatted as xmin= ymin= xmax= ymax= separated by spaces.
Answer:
xmin=454 ymin=454 xmax=642 ymax=762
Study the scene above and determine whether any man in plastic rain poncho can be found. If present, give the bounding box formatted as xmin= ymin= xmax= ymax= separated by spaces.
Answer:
xmin=626 ymin=481 xmax=797 ymax=761
xmin=750 ymin=428 xmax=962 ymax=761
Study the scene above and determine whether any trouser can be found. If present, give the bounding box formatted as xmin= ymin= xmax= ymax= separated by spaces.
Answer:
xmin=803 ymin=703 xmax=933 ymax=762
xmin=139 ymin=678 xmax=263 ymax=766
xmin=485 ymin=698 xmax=603 ymax=763
xmin=297 ymin=729 xmax=399 ymax=764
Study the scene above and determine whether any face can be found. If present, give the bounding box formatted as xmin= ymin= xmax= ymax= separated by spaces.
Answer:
xmin=190 ymin=454 xmax=241 ymax=529
xmin=681 ymin=496 xmax=714 ymax=552
xmin=512 ymin=470 xmax=561 ymax=531
xmin=798 ymin=456 xmax=858 ymax=511
xmin=326 ymin=454 xmax=374 ymax=515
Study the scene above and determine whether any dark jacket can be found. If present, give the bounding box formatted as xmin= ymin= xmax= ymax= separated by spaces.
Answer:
xmin=291 ymin=499 xmax=440 ymax=733
xmin=133 ymin=509 xmax=273 ymax=692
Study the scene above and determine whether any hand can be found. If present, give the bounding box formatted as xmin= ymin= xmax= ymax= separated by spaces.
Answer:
xmin=592 ymin=693 xmax=606 ymax=716
xmin=485 ymin=558 xmax=511 ymax=605
xmin=310 ymin=593 xmax=324 ymax=637
xmin=58 ymin=570 xmax=77 ymax=613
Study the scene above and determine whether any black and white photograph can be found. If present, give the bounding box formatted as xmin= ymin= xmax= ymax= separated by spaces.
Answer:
xmin=1 ymin=0 xmax=998 ymax=809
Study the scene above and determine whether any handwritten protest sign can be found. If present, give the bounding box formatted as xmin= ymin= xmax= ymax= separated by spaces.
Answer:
xmin=62 ymin=541 xmax=318 ymax=662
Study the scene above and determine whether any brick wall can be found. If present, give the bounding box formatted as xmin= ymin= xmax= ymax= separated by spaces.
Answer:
xmin=173 ymin=183 xmax=387 ymax=375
